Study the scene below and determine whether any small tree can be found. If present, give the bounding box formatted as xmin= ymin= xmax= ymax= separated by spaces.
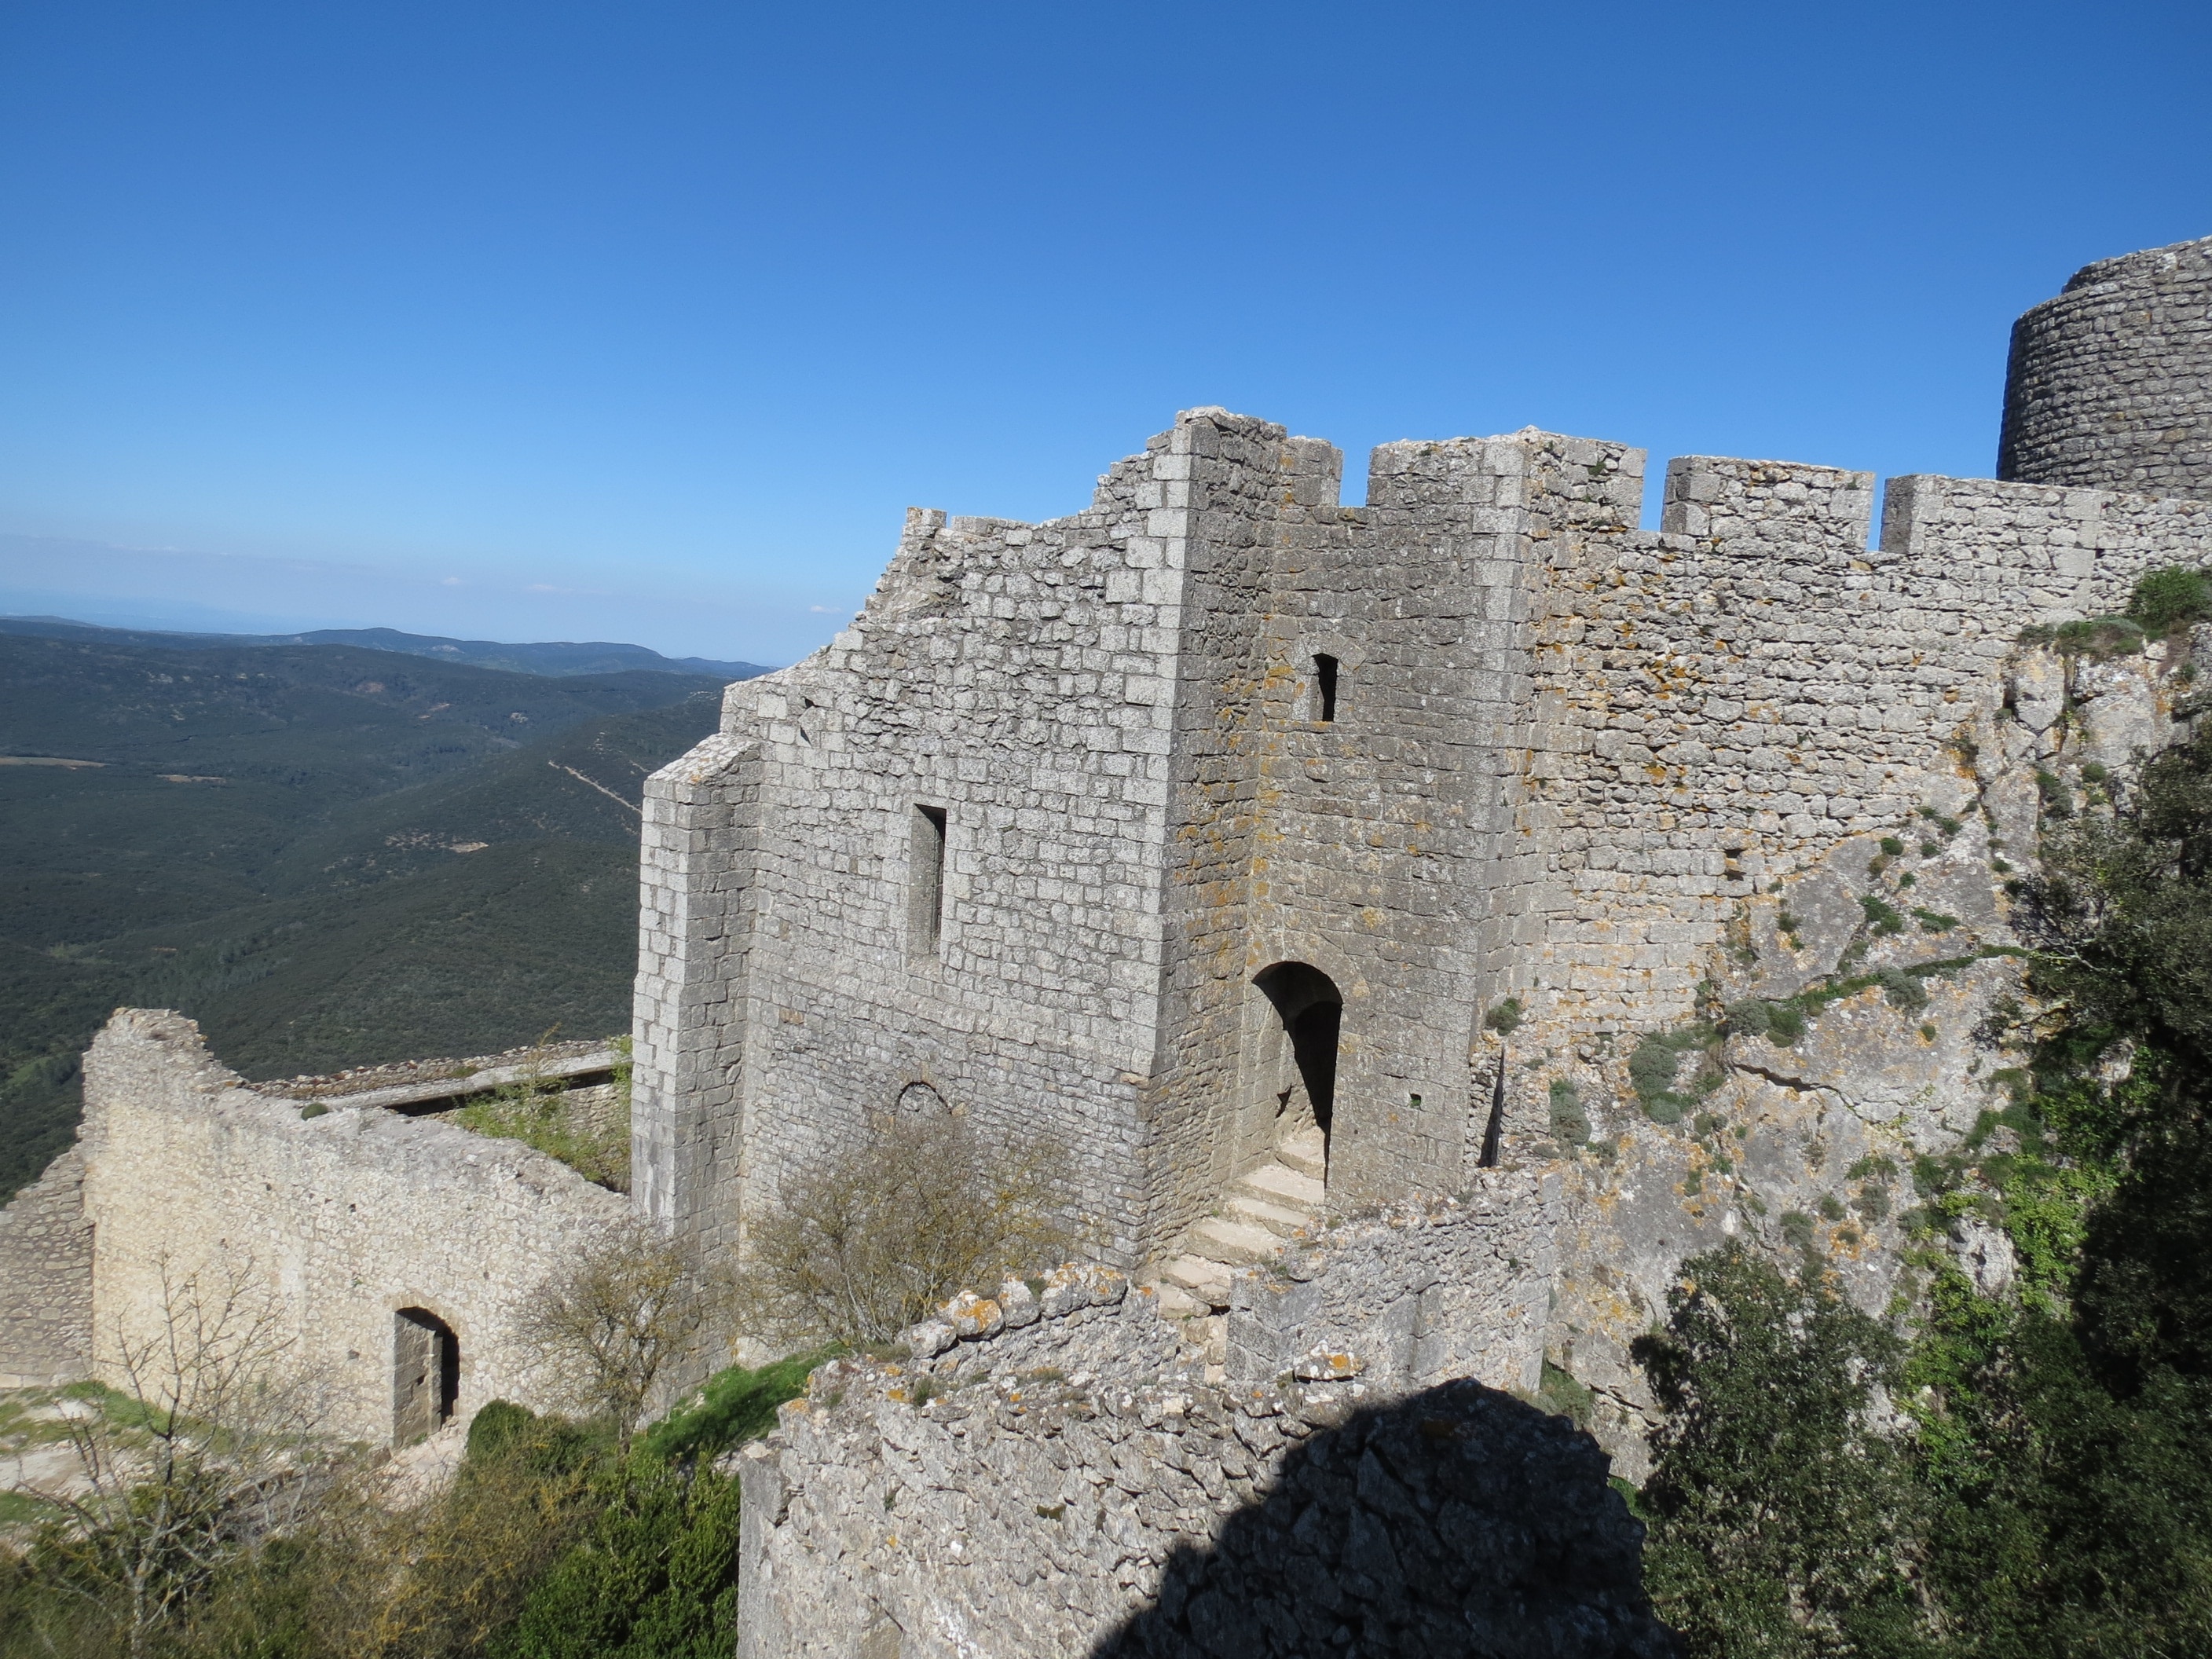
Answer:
xmin=518 ymin=1225 xmax=718 ymax=1451
xmin=1636 ymin=1243 xmax=1927 ymax=1657
xmin=40 ymin=1258 xmax=336 ymax=1659
xmin=736 ymin=1108 xmax=1071 ymax=1347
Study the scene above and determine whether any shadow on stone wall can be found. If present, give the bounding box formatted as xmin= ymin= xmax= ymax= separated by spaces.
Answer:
xmin=1089 ymin=1379 xmax=1679 ymax=1659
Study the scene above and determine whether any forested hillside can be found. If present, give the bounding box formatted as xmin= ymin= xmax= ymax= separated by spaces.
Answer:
xmin=0 ymin=632 xmax=735 ymax=1201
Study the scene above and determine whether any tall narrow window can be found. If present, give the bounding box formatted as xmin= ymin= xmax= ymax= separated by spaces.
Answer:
xmin=1313 ymin=654 xmax=1339 ymax=723
xmin=908 ymin=804 xmax=947 ymax=958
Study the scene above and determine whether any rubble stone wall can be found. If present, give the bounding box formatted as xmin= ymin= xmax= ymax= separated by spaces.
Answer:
xmin=737 ymin=1368 xmax=1672 ymax=1659
xmin=737 ymin=1172 xmax=1603 ymax=1659
xmin=1225 ymin=1168 xmax=1559 ymax=1397
xmin=78 ymin=1010 xmax=628 ymax=1444
xmin=0 ymin=1146 xmax=93 ymax=1388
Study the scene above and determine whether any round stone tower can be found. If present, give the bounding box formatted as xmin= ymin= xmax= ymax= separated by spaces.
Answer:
xmin=1998 ymin=233 xmax=2212 ymax=502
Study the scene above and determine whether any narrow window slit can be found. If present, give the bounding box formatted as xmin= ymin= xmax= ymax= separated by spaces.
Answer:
xmin=909 ymin=804 xmax=947 ymax=957
xmin=1314 ymin=654 xmax=1339 ymax=723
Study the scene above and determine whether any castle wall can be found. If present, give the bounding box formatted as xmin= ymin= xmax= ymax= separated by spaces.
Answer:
xmin=734 ymin=1172 xmax=1580 ymax=1659
xmin=0 ymin=1146 xmax=93 ymax=1389
xmin=640 ymin=409 xmax=1659 ymax=1266
xmin=1999 ymin=234 xmax=2212 ymax=500
xmin=1151 ymin=427 xmax=1532 ymax=1223
xmin=639 ymin=445 xmax=1210 ymax=1269
xmin=1153 ymin=427 xmax=1639 ymax=1221
xmin=636 ymin=367 xmax=2209 ymax=1332
xmin=632 ymin=733 xmax=764 ymax=1257
xmin=1509 ymin=456 xmax=2210 ymax=1055
xmin=79 ymin=1010 xmax=627 ymax=1444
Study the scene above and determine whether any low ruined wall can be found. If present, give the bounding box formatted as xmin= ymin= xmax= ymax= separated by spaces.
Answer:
xmin=0 ymin=1146 xmax=93 ymax=1388
xmin=738 ymin=1173 xmax=1576 ymax=1657
xmin=79 ymin=1010 xmax=629 ymax=1444
xmin=738 ymin=1364 xmax=1670 ymax=1659
xmin=1225 ymin=1167 xmax=1558 ymax=1396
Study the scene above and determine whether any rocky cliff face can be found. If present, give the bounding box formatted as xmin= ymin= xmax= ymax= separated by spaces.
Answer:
xmin=1544 ymin=628 xmax=2203 ymax=1475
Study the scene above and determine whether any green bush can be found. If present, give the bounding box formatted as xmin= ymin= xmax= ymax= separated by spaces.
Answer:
xmin=2127 ymin=564 xmax=2212 ymax=634
xmin=468 ymin=1398 xmax=543 ymax=1462
xmin=1726 ymin=998 xmax=1807 ymax=1047
xmin=1629 ymin=1025 xmax=1723 ymax=1123
xmin=1545 ymin=1078 xmax=1590 ymax=1152
xmin=492 ymin=1457 xmax=742 ymax=1659
xmin=1874 ymin=968 xmax=1928 ymax=1013
xmin=1861 ymin=894 xmax=1906 ymax=936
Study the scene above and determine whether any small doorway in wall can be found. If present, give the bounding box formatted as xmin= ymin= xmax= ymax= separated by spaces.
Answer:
xmin=1254 ymin=961 xmax=1342 ymax=1166
xmin=394 ymin=1307 xmax=460 ymax=1448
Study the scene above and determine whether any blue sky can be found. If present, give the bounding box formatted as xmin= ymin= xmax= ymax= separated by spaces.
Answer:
xmin=2 ymin=2 xmax=2207 ymax=666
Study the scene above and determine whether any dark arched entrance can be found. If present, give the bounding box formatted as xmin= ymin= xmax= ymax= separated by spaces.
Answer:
xmin=1254 ymin=961 xmax=1342 ymax=1149
xmin=394 ymin=1306 xmax=460 ymax=1447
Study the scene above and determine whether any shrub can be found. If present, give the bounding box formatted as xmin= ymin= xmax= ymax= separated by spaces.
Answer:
xmin=2034 ymin=769 xmax=2075 ymax=819
xmin=2128 ymin=564 xmax=2212 ymax=634
xmin=490 ymin=1456 xmax=742 ymax=1659
xmin=1726 ymin=998 xmax=1806 ymax=1047
xmin=734 ymin=1109 xmax=1071 ymax=1346
xmin=2034 ymin=724 xmax=2212 ymax=1057
xmin=2023 ymin=617 xmax=2148 ymax=657
xmin=1723 ymin=999 xmax=1771 ymax=1038
xmin=1482 ymin=997 xmax=1524 ymax=1037
xmin=518 ymin=1225 xmax=724 ymax=1452
xmin=1545 ymin=1078 xmax=1589 ymax=1151
xmin=1861 ymin=894 xmax=1906 ymax=936
xmin=1875 ymin=968 xmax=1929 ymax=1013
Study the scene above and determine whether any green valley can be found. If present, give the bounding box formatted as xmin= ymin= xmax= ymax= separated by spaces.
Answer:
xmin=0 ymin=630 xmax=740 ymax=1201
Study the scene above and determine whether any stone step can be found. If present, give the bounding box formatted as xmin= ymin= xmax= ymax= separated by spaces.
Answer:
xmin=1162 ymin=1254 xmax=1232 ymax=1298
xmin=1277 ymin=1127 xmax=1327 ymax=1181
xmin=1190 ymin=1216 xmax=1281 ymax=1267
xmin=1232 ymin=1160 xmax=1325 ymax=1211
xmin=1152 ymin=1284 xmax=1211 ymax=1321
xmin=1225 ymin=1190 xmax=1311 ymax=1240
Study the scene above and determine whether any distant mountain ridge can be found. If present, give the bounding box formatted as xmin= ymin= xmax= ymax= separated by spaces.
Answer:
xmin=0 ymin=614 xmax=773 ymax=682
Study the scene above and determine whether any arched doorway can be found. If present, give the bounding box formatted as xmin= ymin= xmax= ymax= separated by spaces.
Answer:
xmin=1254 ymin=961 xmax=1342 ymax=1159
xmin=394 ymin=1306 xmax=460 ymax=1447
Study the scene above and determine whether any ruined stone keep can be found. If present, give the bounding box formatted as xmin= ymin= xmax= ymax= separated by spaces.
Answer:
xmin=632 ymin=233 xmax=2212 ymax=1287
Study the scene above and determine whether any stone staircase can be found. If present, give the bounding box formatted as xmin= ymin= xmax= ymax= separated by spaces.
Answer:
xmin=1150 ymin=1126 xmax=1327 ymax=1328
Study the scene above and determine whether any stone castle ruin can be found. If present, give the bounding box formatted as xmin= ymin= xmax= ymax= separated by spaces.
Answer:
xmin=4 ymin=232 xmax=2209 ymax=1651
